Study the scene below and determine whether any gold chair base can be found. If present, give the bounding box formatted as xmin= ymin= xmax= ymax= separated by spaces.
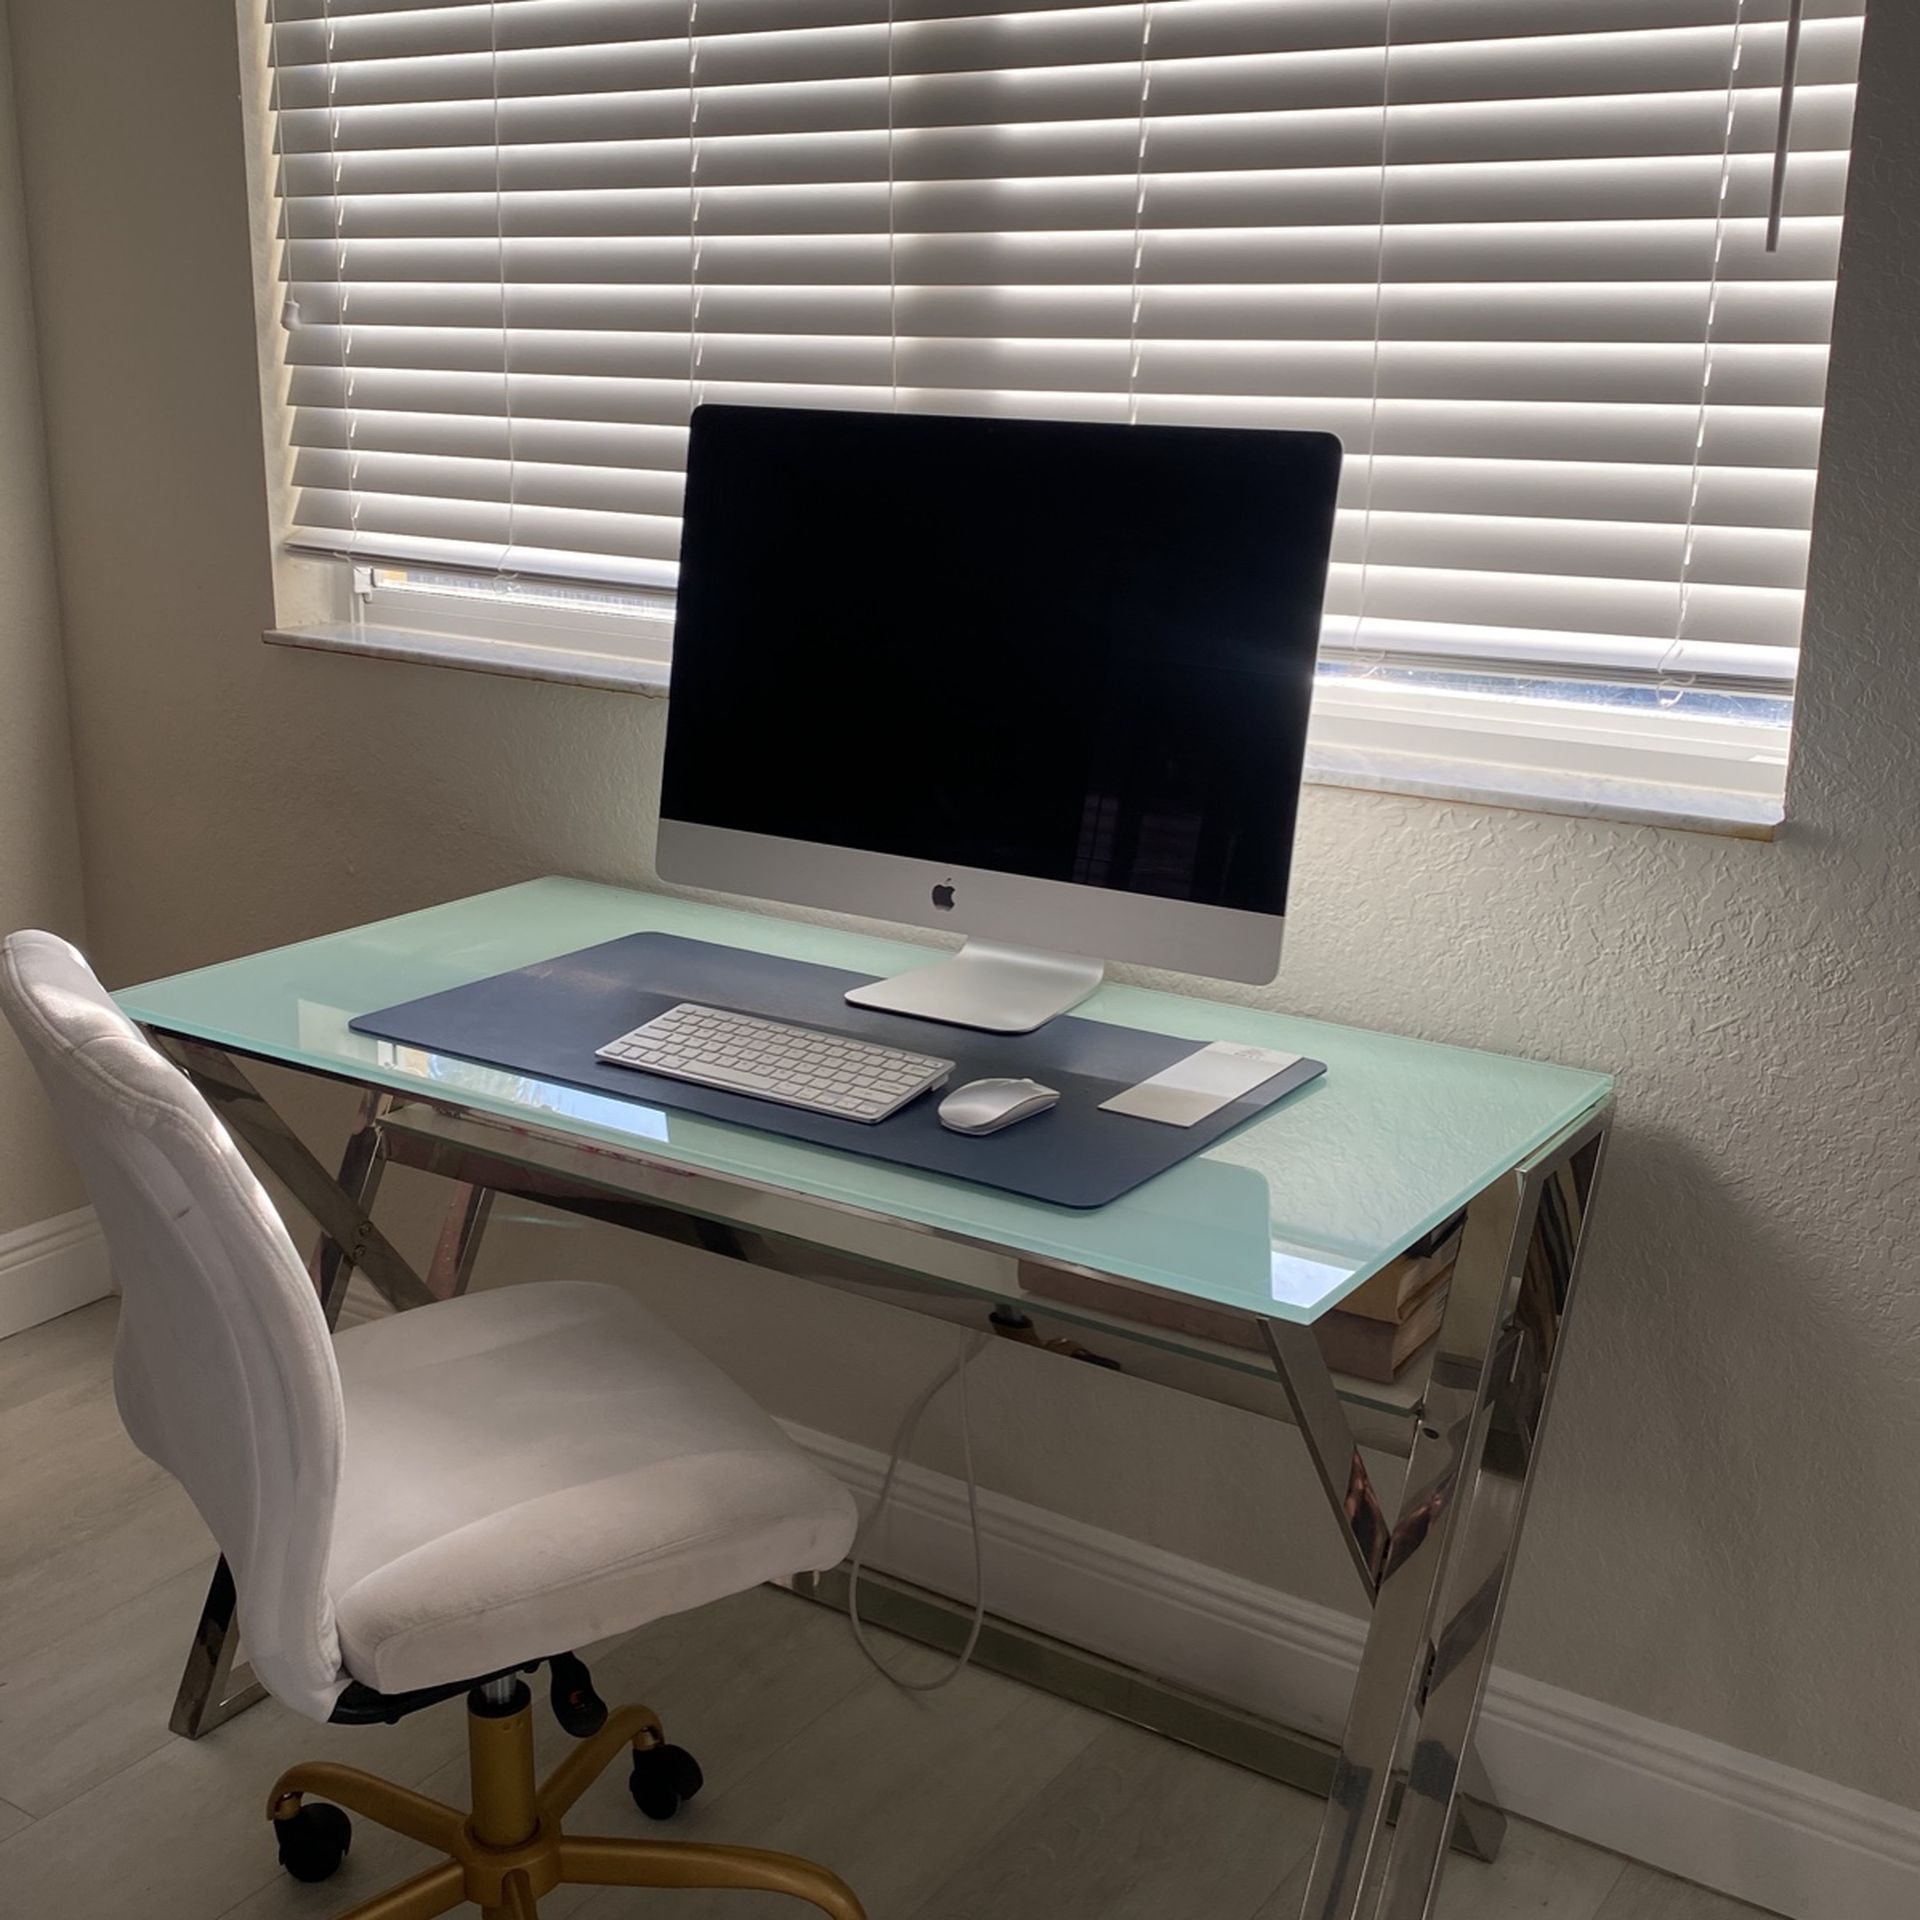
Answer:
xmin=267 ymin=1693 xmax=865 ymax=1920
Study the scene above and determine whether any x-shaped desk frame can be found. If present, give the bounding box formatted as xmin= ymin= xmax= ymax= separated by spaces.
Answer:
xmin=145 ymin=1028 xmax=1608 ymax=1920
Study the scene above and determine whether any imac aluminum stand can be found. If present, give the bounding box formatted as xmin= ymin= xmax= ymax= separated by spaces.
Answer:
xmin=845 ymin=939 xmax=1105 ymax=1034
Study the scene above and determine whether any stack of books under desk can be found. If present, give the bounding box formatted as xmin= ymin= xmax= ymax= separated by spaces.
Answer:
xmin=1019 ymin=1216 xmax=1465 ymax=1388
xmin=1309 ymin=1218 xmax=1463 ymax=1384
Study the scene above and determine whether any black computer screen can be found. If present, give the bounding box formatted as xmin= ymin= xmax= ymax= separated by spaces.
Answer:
xmin=661 ymin=406 xmax=1339 ymax=916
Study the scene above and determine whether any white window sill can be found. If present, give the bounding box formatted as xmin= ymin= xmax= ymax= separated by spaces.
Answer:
xmin=1303 ymin=742 xmax=1780 ymax=838
xmin=264 ymin=623 xmax=1784 ymax=840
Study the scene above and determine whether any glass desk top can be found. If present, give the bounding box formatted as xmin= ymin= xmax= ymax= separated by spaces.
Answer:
xmin=117 ymin=878 xmax=1611 ymax=1326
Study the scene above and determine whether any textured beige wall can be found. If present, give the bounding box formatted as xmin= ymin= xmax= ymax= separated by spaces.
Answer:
xmin=8 ymin=0 xmax=1920 ymax=1811
xmin=0 ymin=0 xmax=84 ymax=1236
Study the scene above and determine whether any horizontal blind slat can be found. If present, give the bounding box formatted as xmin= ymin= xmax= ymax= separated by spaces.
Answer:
xmin=276 ymin=153 xmax=1852 ymax=243
xmin=281 ymin=277 xmax=1838 ymax=346
xmin=276 ymin=85 xmax=1856 ymax=199
xmin=265 ymin=1 xmax=1855 ymax=68
xmin=286 ymin=363 xmax=1828 ymax=464
xmin=267 ymin=19 xmax=1859 ymax=147
xmin=279 ymin=218 xmax=1844 ymax=287
xmin=268 ymin=16 xmax=1858 ymax=114
xmin=284 ymin=323 xmax=1835 ymax=409
xmin=273 ymin=82 xmax=1851 ymax=162
xmin=263 ymin=0 xmax=1852 ymax=33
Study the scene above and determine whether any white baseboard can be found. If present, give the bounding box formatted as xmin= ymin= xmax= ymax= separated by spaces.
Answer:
xmin=0 ymin=1206 xmax=112 ymax=1340
xmin=788 ymin=1422 xmax=1920 ymax=1920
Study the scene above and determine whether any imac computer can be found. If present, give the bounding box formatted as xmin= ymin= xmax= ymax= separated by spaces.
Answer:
xmin=657 ymin=404 xmax=1340 ymax=1034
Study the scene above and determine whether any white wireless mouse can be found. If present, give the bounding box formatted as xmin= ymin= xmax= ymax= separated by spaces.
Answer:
xmin=937 ymin=1077 xmax=1061 ymax=1136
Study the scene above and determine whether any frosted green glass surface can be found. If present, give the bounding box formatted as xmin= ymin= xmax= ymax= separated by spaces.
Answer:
xmin=117 ymin=879 xmax=1610 ymax=1325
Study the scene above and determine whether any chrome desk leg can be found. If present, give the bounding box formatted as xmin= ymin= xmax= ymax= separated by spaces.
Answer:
xmin=167 ymin=1555 xmax=263 ymax=1740
xmin=157 ymin=1056 xmax=433 ymax=1738
xmin=1264 ymin=1320 xmax=1391 ymax=1596
xmin=1372 ymin=1129 xmax=1606 ymax=1920
xmin=1297 ymin=1116 xmax=1608 ymax=1920
xmin=151 ymin=1039 xmax=434 ymax=1315
xmin=1263 ymin=1319 xmax=1505 ymax=1864
xmin=427 ymin=1182 xmax=496 ymax=1299
xmin=310 ymin=1088 xmax=394 ymax=1321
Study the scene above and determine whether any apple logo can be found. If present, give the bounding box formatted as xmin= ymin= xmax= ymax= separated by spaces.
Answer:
xmin=931 ymin=881 xmax=956 ymax=911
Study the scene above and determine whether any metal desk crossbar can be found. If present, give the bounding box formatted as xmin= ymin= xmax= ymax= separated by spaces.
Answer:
xmin=118 ymin=878 xmax=1612 ymax=1920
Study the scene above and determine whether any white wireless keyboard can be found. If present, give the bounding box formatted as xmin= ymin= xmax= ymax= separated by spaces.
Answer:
xmin=597 ymin=1002 xmax=955 ymax=1123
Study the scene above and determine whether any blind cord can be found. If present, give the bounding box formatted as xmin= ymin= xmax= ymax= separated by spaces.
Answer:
xmin=687 ymin=0 xmax=705 ymax=410
xmin=885 ymin=0 xmax=899 ymax=409
xmin=1351 ymin=0 xmax=1396 ymax=665
xmin=486 ymin=0 xmax=518 ymax=586
xmin=1669 ymin=0 xmax=1750 ymax=685
xmin=266 ymin=0 xmax=294 ymax=330
xmin=319 ymin=0 xmax=360 ymax=562
xmin=847 ymin=1330 xmax=992 ymax=1694
xmin=1125 ymin=2 xmax=1153 ymax=425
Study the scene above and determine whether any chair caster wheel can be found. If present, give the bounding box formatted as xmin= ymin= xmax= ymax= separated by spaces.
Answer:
xmin=275 ymin=1801 xmax=353 ymax=1882
xmin=629 ymin=1742 xmax=704 ymax=1821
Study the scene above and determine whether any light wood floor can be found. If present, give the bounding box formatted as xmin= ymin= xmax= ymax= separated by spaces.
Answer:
xmin=0 ymin=1300 xmax=1773 ymax=1920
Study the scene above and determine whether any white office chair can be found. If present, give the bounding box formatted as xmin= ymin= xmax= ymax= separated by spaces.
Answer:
xmin=0 ymin=930 xmax=865 ymax=1920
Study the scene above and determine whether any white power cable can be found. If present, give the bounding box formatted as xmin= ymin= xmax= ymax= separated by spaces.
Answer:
xmin=847 ymin=1330 xmax=993 ymax=1693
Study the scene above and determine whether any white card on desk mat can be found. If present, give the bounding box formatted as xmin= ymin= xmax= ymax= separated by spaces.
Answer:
xmin=1099 ymin=1041 xmax=1303 ymax=1128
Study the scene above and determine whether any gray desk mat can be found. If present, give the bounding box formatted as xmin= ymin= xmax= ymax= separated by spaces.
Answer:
xmin=350 ymin=932 xmax=1325 ymax=1210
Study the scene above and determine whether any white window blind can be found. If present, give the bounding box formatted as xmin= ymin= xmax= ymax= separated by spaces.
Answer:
xmin=261 ymin=0 xmax=1864 ymax=694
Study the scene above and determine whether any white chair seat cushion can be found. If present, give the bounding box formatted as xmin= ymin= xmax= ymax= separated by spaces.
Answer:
xmin=327 ymin=1281 xmax=856 ymax=1695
